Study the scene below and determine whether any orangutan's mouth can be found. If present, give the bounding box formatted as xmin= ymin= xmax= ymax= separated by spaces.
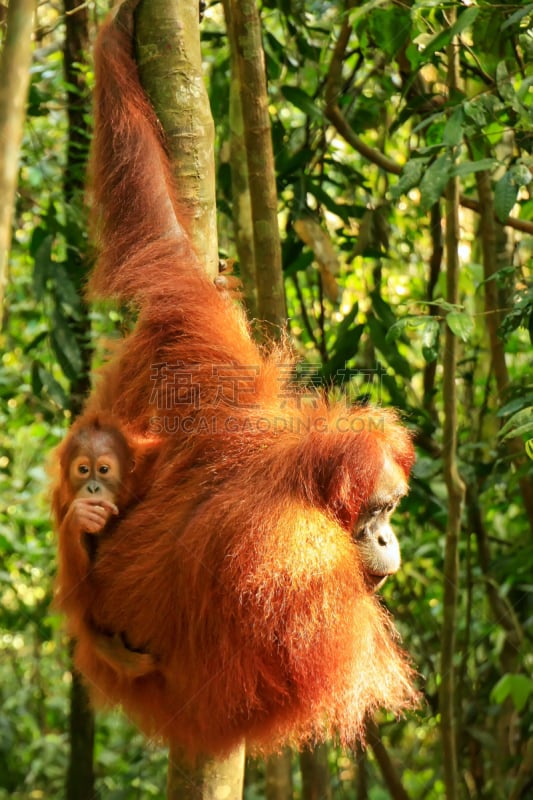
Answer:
xmin=366 ymin=573 xmax=388 ymax=591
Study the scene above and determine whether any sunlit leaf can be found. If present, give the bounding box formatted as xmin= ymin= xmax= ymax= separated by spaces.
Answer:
xmin=491 ymin=674 xmax=533 ymax=712
xmin=499 ymin=407 xmax=533 ymax=439
xmin=446 ymin=312 xmax=474 ymax=342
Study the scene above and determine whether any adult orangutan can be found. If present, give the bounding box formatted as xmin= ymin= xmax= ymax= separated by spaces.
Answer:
xmin=52 ymin=0 xmax=418 ymax=758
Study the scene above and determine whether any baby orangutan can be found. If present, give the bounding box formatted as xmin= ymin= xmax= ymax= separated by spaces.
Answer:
xmin=53 ymin=414 xmax=157 ymax=677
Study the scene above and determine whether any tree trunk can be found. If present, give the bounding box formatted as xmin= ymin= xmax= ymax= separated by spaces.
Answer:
xmin=66 ymin=666 xmax=96 ymax=800
xmin=354 ymin=743 xmax=368 ymax=800
xmin=62 ymin=3 xmax=95 ymax=798
xmin=366 ymin=721 xmax=411 ymax=800
xmin=136 ymin=0 xmax=218 ymax=277
xmin=166 ymin=748 xmax=246 ymax=800
xmin=300 ymin=744 xmax=331 ymax=800
xmin=222 ymin=0 xmax=257 ymax=319
xmin=265 ymin=749 xmax=293 ymax=800
xmin=229 ymin=0 xmax=285 ymax=337
xmin=133 ymin=1 xmax=244 ymax=794
xmin=0 ymin=0 xmax=37 ymax=328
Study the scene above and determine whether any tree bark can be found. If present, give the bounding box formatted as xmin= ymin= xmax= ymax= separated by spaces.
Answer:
xmin=166 ymin=748 xmax=246 ymax=800
xmin=66 ymin=666 xmax=96 ymax=800
xmin=136 ymin=0 xmax=218 ymax=277
xmin=300 ymin=744 xmax=331 ymax=800
xmin=354 ymin=743 xmax=368 ymax=800
xmin=0 ymin=0 xmax=37 ymax=328
xmin=366 ymin=721 xmax=411 ymax=800
xmin=62 ymin=4 xmax=95 ymax=799
xmin=222 ymin=0 xmax=257 ymax=319
xmin=229 ymin=0 xmax=285 ymax=337
xmin=133 ymin=1 xmax=245 ymax=794
xmin=265 ymin=749 xmax=293 ymax=800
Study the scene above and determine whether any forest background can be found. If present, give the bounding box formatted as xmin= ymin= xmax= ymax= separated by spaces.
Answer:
xmin=0 ymin=1 xmax=532 ymax=799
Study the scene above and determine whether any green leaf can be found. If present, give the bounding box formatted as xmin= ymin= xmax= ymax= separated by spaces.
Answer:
xmin=442 ymin=108 xmax=464 ymax=147
xmin=498 ymin=397 xmax=533 ymax=417
xmin=53 ymin=263 xmax=83 ymax=315
xmin=432 ymin=297 xmax=462 ymax=314
xmin=526 ymin=439 xmax=533 ymax=460
xmin=451 ymin=159 xmax=496 ymax=178
xmin=511 ymin=163 xmax=532 ymax=186
xmin=51 ymin=312 xmax=83 ymax=381
xmin=504 ymin=422 xmax=533 ymax=440
xmin=496 ymin=61 xmax=521 ymax=110
xmin=501 ymin=4 xmax=533 ymax=31
xmin=391 ymin=158 xmax=427 ymax=199
xmin=491 ymin=674 xmax=533 ymax=712
xmin=499 ymin=407 xmax=533 ymax=439
xmin=367 ymin=315 xmax=412 ymax=379
xmin=31 ymin=361 xmax=43 ymax=395
xmin=369 ymin=6 xmax=411 ymax=57
xmin=387 ymin=316 xmax=440 ymax=362
xmin=31 ymin=362 xmax=67 ymax=408
xmin=32 ymin=233 xmax=53 ymax=300
xmin=425 ymin=120 xmax=446 ymax=147
xmin=446 ymin=312 xmax=474 ymax=342
xmin=517 ymin=75 xmax=533 ymax=103
xmin=307 ymin=181 xmax=352 ymax=222
xmin=421 ymin=317 xmax=440 ymax=358
xmin=463 ymin=100 xmax=487 ymax=127
xmin=281 ymin=86 xmax=322 ymax=121
xmin=335 ymin=302 xmax=359 ymax=341
xmin=445 ymin=6 xmax=481 ymax=39
xmin=494 ymin=172 xmax=519 ymax=222
xmin=386 ymin=318 xmax=410 ymax=342
xmin=414 ymin=7 xmax=480 ymax=66
xmin=370 ymin=291 xmax=397 ymax=329
xmin=23 ymin=331 xmax=48 ymax=354
xmin=419 ymin=153 xmax=453 ymax=212
xmin=284 ymin=248 xmax=314 ymax=277
xmin=321 ymin=322 xmax=365 ymax=385
xmin=277 ymin=146 xmax=313 ymax=179
xmin=318 ymin=302 xmax=362 ymax=383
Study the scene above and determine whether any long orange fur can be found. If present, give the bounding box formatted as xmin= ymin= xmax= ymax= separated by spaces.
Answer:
xmin=53 ymin=0 xmax=418 ymax=758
